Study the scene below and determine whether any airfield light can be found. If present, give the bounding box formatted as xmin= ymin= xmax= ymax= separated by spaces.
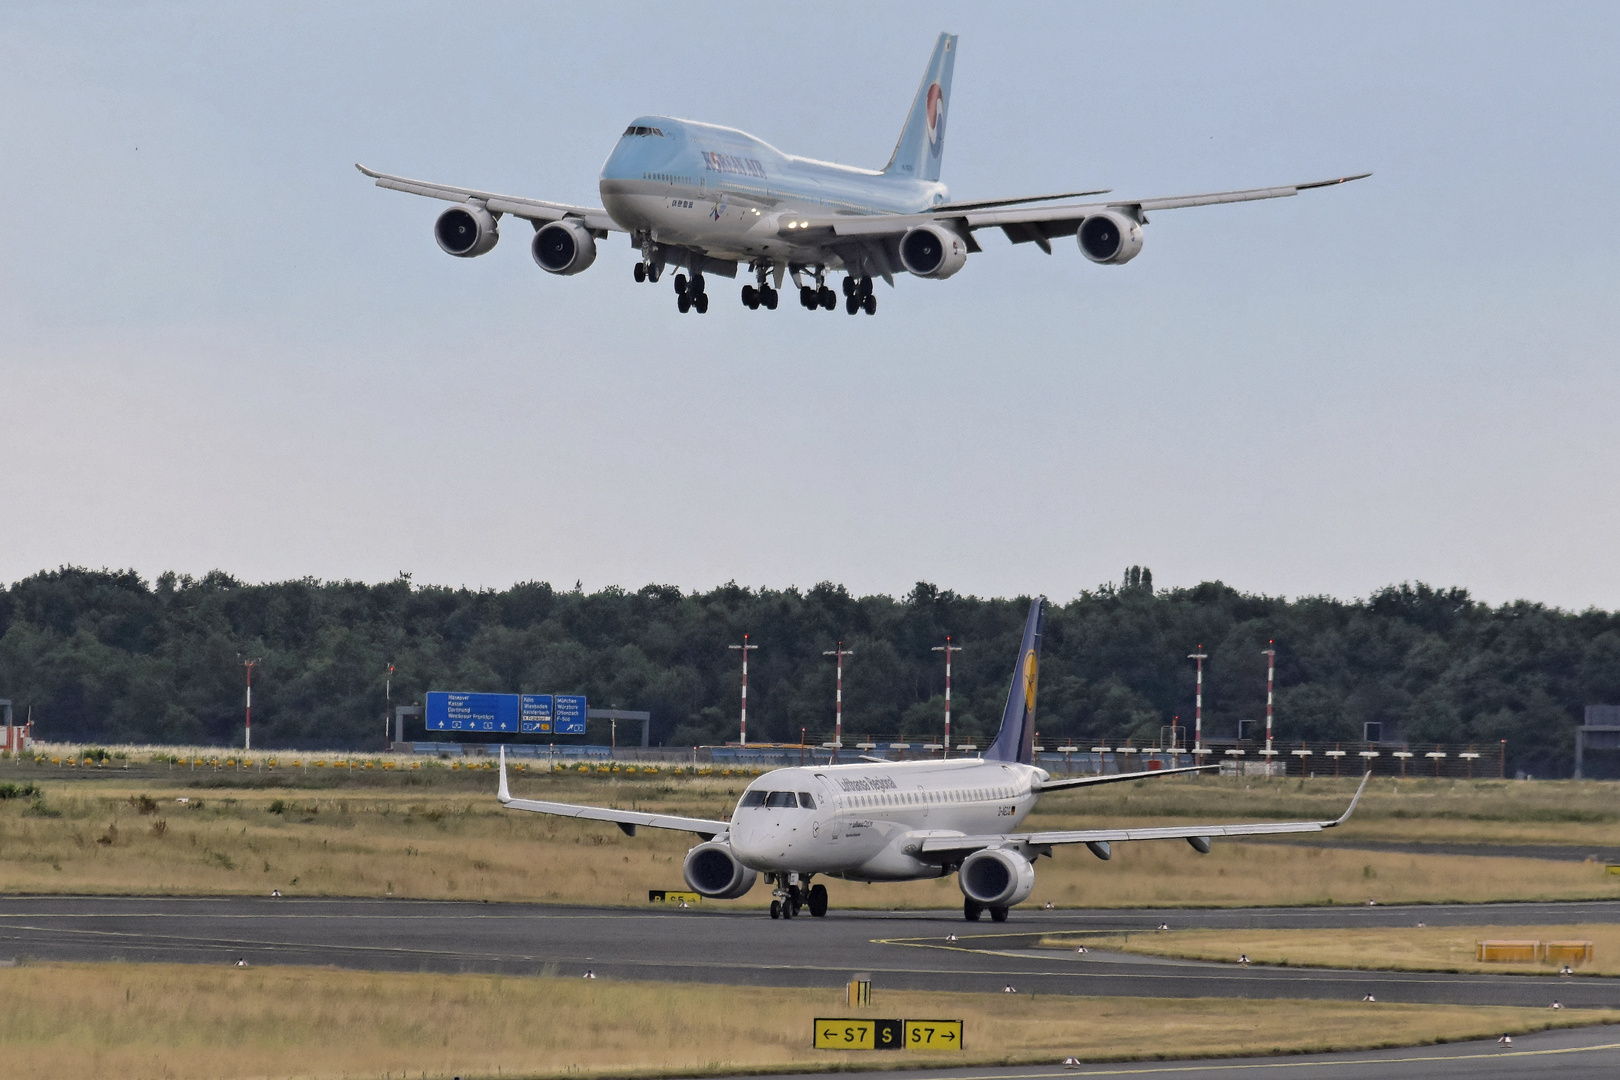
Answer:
xmin=823 ymin=643 xmax=855 ymax=751
xmin=931 ymin=637 xmax=964 ymax=751
xmin=1187 ymin=650 xmax=1209 ymax=753
xmin=728 ymin=635 xmax=760 ymax=746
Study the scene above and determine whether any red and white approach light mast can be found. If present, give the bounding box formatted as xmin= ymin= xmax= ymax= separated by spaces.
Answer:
xmin=823 ymin=642 xmax=854 ymax=749
xmin=1188 ymin=648 xmax=1208 ymax=757
xmin=728 ymin=635 xmax=759 ymax=746
xmin=931 ymin=636 xmax=963 ymax=751
xmin=241 ymin=657 xmax=260 ymax=751
xmin=1261 ymin=642 xmax=1277 ymax=760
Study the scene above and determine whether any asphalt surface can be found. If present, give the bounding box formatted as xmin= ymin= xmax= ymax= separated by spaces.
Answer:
xmin=1259 ymin=837 xmax=1620 ymax=863
xmin=737 ymin=1025 xmax=1620 ymax=1080
xmin=2 ymin=896 xmax=1616 ymax=1009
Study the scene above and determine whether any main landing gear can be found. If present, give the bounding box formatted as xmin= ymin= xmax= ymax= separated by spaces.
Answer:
xmin=768 ymin=875 xmax=829 ymax=919
xmin=843 ymin=275 xmax=876 ymax=315
xmin=741 ymin=283 xmax=778 ymax=310
xmin=674 ymin=272 xmax=708 ymax=314
xmin=962 ymin=898 xmax=1008 ymax=923
xmin=799 ymin=284 xmax=836 ymax=311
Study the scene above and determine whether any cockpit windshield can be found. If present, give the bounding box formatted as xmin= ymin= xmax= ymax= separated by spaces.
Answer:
xmin=765 ymin=791 xmax=798 ymax=808
xmin=622 ymin=125 xmax=665 ymax=137
xmin=739 ymin=790 xmax=767 ymax=808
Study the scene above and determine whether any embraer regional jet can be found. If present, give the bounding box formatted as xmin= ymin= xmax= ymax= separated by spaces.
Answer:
xmin=360 ymin=33 xmax=1368 ymax=317
xmin=497 ymin=598 xmax=1369 ymax=921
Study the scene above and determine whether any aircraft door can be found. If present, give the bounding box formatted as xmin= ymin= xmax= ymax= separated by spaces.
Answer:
xmin=917 ymin=783 xmax=929 ymax=820
xmin=814 ymin=774 xmax=839 ymax=844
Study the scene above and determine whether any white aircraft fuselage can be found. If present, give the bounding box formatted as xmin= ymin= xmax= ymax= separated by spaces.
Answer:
xmin=726 ymin=757 xmax=1040 ymax=881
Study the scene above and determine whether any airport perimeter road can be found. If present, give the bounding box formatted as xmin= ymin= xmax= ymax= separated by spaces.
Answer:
xmin=735 ymin=1026 xmax=1620 ymax=1080
xmin=1 ymin=897 xmax=1617 ymax=1009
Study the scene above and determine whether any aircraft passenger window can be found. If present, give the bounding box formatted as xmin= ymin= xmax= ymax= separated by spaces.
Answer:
xmin=765 ymin=791 xmax=798 ymax=808
xmin=797 ymin=792 xmax=816 ymax=809
xmin=739 ymin=791 xmax=767 ymax=808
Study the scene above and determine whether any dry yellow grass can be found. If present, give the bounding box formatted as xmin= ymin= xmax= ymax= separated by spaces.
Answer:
xmin=0 ymin=962 xmax=1614 ymax=1080
xmin=2 ymin=772 xmax=1617 ymax=908
xmin=1040 ymin=923 xmax=1620 ymax=976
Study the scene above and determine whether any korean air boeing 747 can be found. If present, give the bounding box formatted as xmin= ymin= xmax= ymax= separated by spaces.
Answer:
xmin=496 ymin=598 xmax=1369 ymax=921
xmin=360 ymin=32 xmax=1368 ymax=317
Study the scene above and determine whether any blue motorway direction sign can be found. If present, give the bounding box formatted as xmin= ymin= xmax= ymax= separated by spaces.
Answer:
xmin=520 ymin=695 xmax=553 ymax=734
xmin=554 ymin=695 xmax=588 ymax=734
xmin=425 ymin=692 xmax=519 ymax=733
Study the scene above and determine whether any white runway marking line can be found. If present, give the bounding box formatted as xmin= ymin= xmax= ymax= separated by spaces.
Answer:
xmin=865 ymin=1039 xmax=1620 ymax=1076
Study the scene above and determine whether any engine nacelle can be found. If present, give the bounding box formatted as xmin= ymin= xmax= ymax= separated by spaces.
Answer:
xmin=682 ymin=840 xmax=758 ymax=899
xmin=434 ymin=202 xmax=499 ymax=258
xmin=531 ymin=220 xmax=598 ymax=275
xmin=1077 ymin=211 xmax=1143 ymax=265
xmin=899 ymin=222 xmax=969 ymax=279
xmin=958 ymin=848 xmax=1036 ymax=908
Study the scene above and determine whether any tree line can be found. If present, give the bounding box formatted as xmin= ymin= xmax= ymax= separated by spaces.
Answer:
xmin=1 ymin=566 xmax=1617 ymax=775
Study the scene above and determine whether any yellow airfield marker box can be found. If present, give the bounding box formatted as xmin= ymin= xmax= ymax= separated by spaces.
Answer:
xmin=647 ymin=890 xmax=701 ymax=904
xmin=814 ymin=1018 xmax=961 ymax=1051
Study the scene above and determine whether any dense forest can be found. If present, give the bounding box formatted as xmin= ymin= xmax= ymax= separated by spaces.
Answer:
xmin=1 ymin=566 xmax=1618 ymax=775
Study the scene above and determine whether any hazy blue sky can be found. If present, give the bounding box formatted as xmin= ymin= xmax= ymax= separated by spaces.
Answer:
xmin=2 ymin=2 xmax=1616 ymax=608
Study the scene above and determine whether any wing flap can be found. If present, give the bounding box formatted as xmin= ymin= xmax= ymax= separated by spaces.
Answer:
xmin=356 ymin=164 xmax=621 ymax=232
xmin=497 ymin=747 xmax=728 ymax=837
xmin=920 ymin=771 xmax=1370 ymax=854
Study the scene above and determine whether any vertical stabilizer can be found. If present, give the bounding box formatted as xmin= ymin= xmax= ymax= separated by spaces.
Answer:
xmin=882 ymin=32 xmax=958 ymax=183
xmin=985 ymin=598 xmax=1045 ymax=764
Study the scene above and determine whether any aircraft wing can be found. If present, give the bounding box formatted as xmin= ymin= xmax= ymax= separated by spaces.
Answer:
xmin=919 ymin=771 xmax=1370 ymax=856
xmin=1035 ymin=763 xmax=1217 ymax=791
xmin=356 ymin=164 xmax=622 ymax=234
xmin=781 ymin=173 xmax=1371 ymax=250
xmin=496 ymin=748 xmax=729 ymax=839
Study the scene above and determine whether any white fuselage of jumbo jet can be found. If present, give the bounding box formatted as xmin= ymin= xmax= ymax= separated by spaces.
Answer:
xmin=727 ymin=757 xmax=1040 ymax=882
xmin=597 ymin=117 xmax=945 ymax=266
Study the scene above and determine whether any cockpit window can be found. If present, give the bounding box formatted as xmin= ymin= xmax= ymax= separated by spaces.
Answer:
xmin=739 ymin=791 xmax=767 ymax=808
xmin=797 ymin=792 xmax=816 ymax=809
xmin=765 ymin=791 xmax=798 ymax=808
xmin=622 ymin=125 xmax=665 ymax=137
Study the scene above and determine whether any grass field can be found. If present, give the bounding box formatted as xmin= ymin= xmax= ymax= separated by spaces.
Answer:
xmin=0 ymin=962 xmax=1613 ymax=1080
xmin=2 ymin=764 xmax=1618 ymax=908
xmin=1039 ymin=924 xmax=1620 ymax=976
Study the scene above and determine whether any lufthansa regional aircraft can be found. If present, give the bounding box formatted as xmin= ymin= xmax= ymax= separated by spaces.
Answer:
xmin=360 ymin=33 xmax=1368 ymax=317
xmin=497 ymin=598 xmax=1369 ymax=921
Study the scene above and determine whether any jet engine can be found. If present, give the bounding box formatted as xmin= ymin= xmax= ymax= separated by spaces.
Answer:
xmin=899 ymin=222 xmax=969 ymax=279
xmin=1076 ymin=211 xmax=1143 ymax=265
xmin=958 ymin=848 xmax=1035 ymax=908
xmin=435 ymin=202 xmax=499 ymax=258
xmin=682 ymin=840 xmax=758 ymax=899
xmin=531 ymin=220 xmax=598 ymax=275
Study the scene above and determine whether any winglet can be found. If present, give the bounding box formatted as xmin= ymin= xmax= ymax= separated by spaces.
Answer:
xmin=497 ymin=745 xmax=512 ymax=805
xmin=355 ymin=163 xmax=381 ymax=179
xmin=1328 ymin=770 xmax=1372 ymax=828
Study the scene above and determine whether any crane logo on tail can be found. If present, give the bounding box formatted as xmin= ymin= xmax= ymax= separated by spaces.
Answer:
xmin=925 ymin=82 xmax=945 ymax=156
xmin=1023 ymin=650 xmax=1038 ymax=712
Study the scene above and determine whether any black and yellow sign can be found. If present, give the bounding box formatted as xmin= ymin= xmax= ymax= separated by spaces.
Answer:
xmin=647 ymin=890 xmax=701 ymax=904
xmin=904 ymin=1019 xmax=963 ymax=1050
xmin=813 ymin=1018 xmax=961 ymax=1051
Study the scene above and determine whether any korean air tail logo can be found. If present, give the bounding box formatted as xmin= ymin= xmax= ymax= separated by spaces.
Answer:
xmin=925 ymin=81 xmax=945 ymax=157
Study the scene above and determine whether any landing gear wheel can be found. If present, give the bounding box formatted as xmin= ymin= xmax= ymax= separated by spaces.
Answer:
xmin=842 ymin=276 xmax=854 ymax=297
xmin=647 ymin=265 xmax=661 ymax=283
xmin=770 ymin=900 xmax=781 ymax=919
xmin=845 ymin=293 xmax=859 ymax=315
xmin=819 ymin=287 xmax=836 ymax=311
xmin=742 ymin=284 xmax=758 ymax=309
xmin=963 ymin=899 xmax=983 ymax=922
xmin=990 ymin=906 xmax=1009 ymax=923
xmin=634 ymin=263 xmax=646 ymax=283
xmin=761 ymin=285 xmax=778 ymax=310
xmin=677 ymin=293 xmax=691 ymax=313
xmin=674 ymin=273 xmax=688 ymax=296
xmin=808 ymin=884 xmax=828 ymax=917
xmin=862 ymin=293 xmax=876 ymax=315
xmin=800 ymin=285 xmax=817 ymax=309
xmin=694 ymin=292 xmax=709 ymax=314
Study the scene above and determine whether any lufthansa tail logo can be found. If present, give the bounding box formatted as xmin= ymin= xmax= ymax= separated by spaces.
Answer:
xmin=1023 ymin=650 xmax=1038 ymax=712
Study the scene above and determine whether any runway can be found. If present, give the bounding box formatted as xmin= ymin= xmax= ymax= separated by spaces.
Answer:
xmin=730 ymin=1026 xmax=1620 ymax=1080
xmin=2 ymin=896 xmax=1616 ymax=1008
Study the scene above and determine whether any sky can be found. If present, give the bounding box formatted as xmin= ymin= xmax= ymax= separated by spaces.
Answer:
xmin=2 ymin=2 xmax=1617 ymax=610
